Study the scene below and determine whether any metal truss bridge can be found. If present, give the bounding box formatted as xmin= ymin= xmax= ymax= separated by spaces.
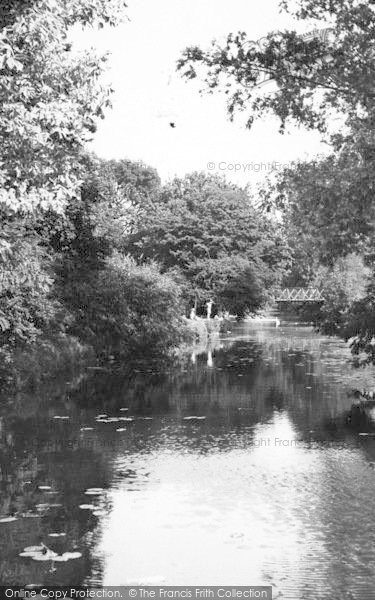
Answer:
xmin=274 ymin=288 xmax=324 ymax=303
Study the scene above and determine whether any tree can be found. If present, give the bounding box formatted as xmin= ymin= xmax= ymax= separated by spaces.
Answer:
xmin=104 ymin=158 xmax=161 ymax=203
xmin=51 ymin=155 xmax=155 ymax=323
xmin=0 ymin=1 xmax=127 ymax=352
xmin=73 ymin=253 xmax=184 ymax=361
xmin=305 ymin=254 xmax=371 ymax=335
xmin=345 ymin=279 xmax=375 ymax=364
xmin=0 ymin=0 xmax=127 ymax=212
xmin=189 ymin=255 xmax=269 ymax=317
xmin=0 ymin=221 xmax=62 ymax=349
xmin=125 ymin=172 xmax=290 ymax=312
xmin=260 ymin=146 xmax=375 ymax=268
xmin=178 ymin=0 xmax=375 ymax=133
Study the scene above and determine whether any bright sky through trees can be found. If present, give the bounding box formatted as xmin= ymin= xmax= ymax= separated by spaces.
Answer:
xmin=72 ymin=0 xmax=329 ymax=185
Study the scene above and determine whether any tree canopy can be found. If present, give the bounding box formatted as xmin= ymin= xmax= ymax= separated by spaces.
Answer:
xmin=125 ymin=172 xmax=290 ymax=314
xmin=0 ymin=0 xmax=127 ymax=355
xmin=178 ymin=0 xmax=375 ymax=132
xmin=0 ymin=0 xmax=127 ymax=214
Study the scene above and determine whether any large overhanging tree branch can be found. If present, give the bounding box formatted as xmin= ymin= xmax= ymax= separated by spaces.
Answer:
xmin=177 ymin=0 xmax=375 ymax=132
xmin=0 ymin=0 xmax=127 ymax=214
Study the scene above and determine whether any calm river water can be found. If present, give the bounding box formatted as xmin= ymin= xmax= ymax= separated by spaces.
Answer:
xmin=1 ymin=321 xmax=375 ymax=599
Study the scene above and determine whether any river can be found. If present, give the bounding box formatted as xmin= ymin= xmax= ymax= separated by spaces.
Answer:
xmin=1 ymin=320 xmax=375 ymax=599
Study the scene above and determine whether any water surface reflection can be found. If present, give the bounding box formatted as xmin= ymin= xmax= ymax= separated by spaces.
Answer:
xmin=1 ymin=323 xmax=375 ymax=599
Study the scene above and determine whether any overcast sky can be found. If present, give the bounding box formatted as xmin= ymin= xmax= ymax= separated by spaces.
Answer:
xmin=74 ymin=0 xmax=330 ymax=188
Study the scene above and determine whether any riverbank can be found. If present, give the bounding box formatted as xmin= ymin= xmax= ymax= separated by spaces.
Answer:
xmin=0 ymin=316 xmax=229 ymax=395
xmin=0 ymin=334 xmax=94 ymax=393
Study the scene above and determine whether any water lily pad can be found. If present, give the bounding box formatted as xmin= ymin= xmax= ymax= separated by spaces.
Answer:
xmin=0 ymin=516 xmax=17 ymax=523
xmin=35 ymin=503 xmax=50 ymax=510
xmin=32 ymin=552 xmax=58 ymax=561
xmin=24 ymin=545 xmax=45 ymax=553
xmin=84 ymin=488 xmax=104 ymax=495
xmin=54 ymin=551 xmax=82 ymax=562
xmin=21 ymin=543 xmax=81 ymax=563
xmin=183 ymin=416 xmax=206 ymax=420
xmin=20 ymin=545 xmax=58 ymax=561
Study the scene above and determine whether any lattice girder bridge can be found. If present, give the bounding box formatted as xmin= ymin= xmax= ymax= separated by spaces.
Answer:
xmin=275 ymin=288 xmax=324 ymax=302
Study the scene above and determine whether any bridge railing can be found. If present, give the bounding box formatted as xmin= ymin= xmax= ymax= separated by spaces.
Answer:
xmin=274 ymin=288 xmax=324 ymax=302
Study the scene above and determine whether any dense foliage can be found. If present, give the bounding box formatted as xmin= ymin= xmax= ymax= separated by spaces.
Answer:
xmin=0 ymin=0 xmax=128 ymax=365
xmin=74 ymin=253 xmax=184 ymax=361
xmin=125 ymin=172 xmax=290 ymax=316
xmin=2 ymin=0 xmax=345 ymax=382
xmin=296 ymin=255 xmax=370 ymax=335
xmin=0 ymin=224 xmax=58 ymax=347
xmin=0 ymin=0 xmax=126 ymax=212
xmin=178 ymin=1 xmax=375 ymax=133
xmin=51 ymin=156 xmax=182 ymax=360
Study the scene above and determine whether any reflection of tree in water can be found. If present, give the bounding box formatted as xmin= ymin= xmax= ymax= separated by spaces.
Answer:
xmin=2 ymin=324 xmax=375 ymax=584
xmin=70 ymin=339 xmax=264 ymax=415
xmin=69 ymin=332 xmax=375 ymax=448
